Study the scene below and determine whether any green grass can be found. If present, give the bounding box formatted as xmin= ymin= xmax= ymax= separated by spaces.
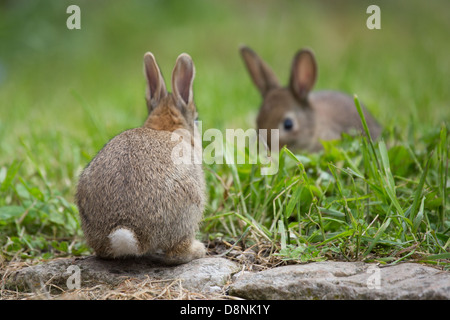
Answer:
xmin=0 ymin=0 xmax=449 ymax=268
xmin=204 ymin=124 xmax=449 ymax=266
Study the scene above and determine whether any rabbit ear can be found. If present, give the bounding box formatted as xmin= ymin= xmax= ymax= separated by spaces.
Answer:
xmin=172 ymin=53 xmax=195 ymax=108
xmin=290 ymin=49 xmax=317 ymax=102
xmin=144 ymin=52 xmax=167 ymax=112
xmin=240 ymin=46 xmax=280 ymax=97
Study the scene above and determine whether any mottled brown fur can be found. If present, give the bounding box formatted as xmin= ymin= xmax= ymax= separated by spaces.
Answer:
xmin=75 ymin=53 xmax=205 ymax=264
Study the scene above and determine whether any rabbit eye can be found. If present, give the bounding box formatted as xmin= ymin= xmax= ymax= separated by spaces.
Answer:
xmin=283 ymin=118 xmax=294 ymax=131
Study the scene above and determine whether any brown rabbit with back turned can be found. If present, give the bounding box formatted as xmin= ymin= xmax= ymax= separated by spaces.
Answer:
xmin=75 ymin=52 xmax=205 ymax=265
xmin=240 ymin=46 xmax=382 ymax=152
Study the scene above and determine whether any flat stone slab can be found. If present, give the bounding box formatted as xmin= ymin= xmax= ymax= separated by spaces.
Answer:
xmin=229 ymin=261 xmax=450 ymax=300
xmin=4 ymin=256 xmax=240 ymax=295
xmin=4 ymin=257 xmax=449 ymax=299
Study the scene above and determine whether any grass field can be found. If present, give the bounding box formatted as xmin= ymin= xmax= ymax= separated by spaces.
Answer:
xmin=0 ymin=0 xmax=449 ymax=269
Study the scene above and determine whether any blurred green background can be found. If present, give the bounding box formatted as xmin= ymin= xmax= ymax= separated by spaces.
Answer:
xmin=0 ymin=0 xmax=449 ymax=195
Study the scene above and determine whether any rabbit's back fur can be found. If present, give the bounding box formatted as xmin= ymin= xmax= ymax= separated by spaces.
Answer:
xmin=305 ymin=90 xmax=381 ymax=151
xmin=310 ymin=91 xmax=381 ymax=139
xmin=75 ymin=53 xmax=205 ymax=264
xmin=76 ymin=128 xmax=205 ymax=260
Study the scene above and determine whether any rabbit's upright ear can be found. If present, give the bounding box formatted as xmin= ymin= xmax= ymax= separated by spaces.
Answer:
xmin=290 ymin=49 xmax=317 ymax=102
xmin=240 ymin=46 xmax=280 ymax=97
xmin=172 ymin=53 xmax=195 ymax=108
xmin=144 ymin=52 xmax=168 ymax=112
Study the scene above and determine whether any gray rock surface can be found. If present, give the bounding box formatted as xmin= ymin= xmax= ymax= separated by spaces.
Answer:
xmin=229 ymin=261 xmax=450 ymax=299
xmin=5 ymin=257 xmax=449 ymax=299
xmin=5 ymin=256 xmax=239 ymax=295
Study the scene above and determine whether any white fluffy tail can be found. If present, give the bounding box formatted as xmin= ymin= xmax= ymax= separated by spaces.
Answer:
xmin=108 ymin=228 xmax=140 ymax=257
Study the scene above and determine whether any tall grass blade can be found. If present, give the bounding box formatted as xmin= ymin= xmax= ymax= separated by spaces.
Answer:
xmin=0 ymin=160 xmax=22 ymax=192
xmin=354 ymin=94 xmax=380 ymax=169
xmin=278 ymin=220 xmax=287 ymax=250
xmin=437 ymin=123 xmax=448 ymax=227
xmin=363 ymin=217 xmax=392 ymax=257
xmin=412 ymin=197 xmax=425 ymax=233
xmin=410 ymin=152 xmax=432 ymax=230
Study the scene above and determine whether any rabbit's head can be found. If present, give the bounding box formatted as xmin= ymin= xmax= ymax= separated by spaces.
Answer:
xmin=240 ymin=46 xmax=319 ymax=151
xmin=143 ymin=52 xmax=198 ymax=138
